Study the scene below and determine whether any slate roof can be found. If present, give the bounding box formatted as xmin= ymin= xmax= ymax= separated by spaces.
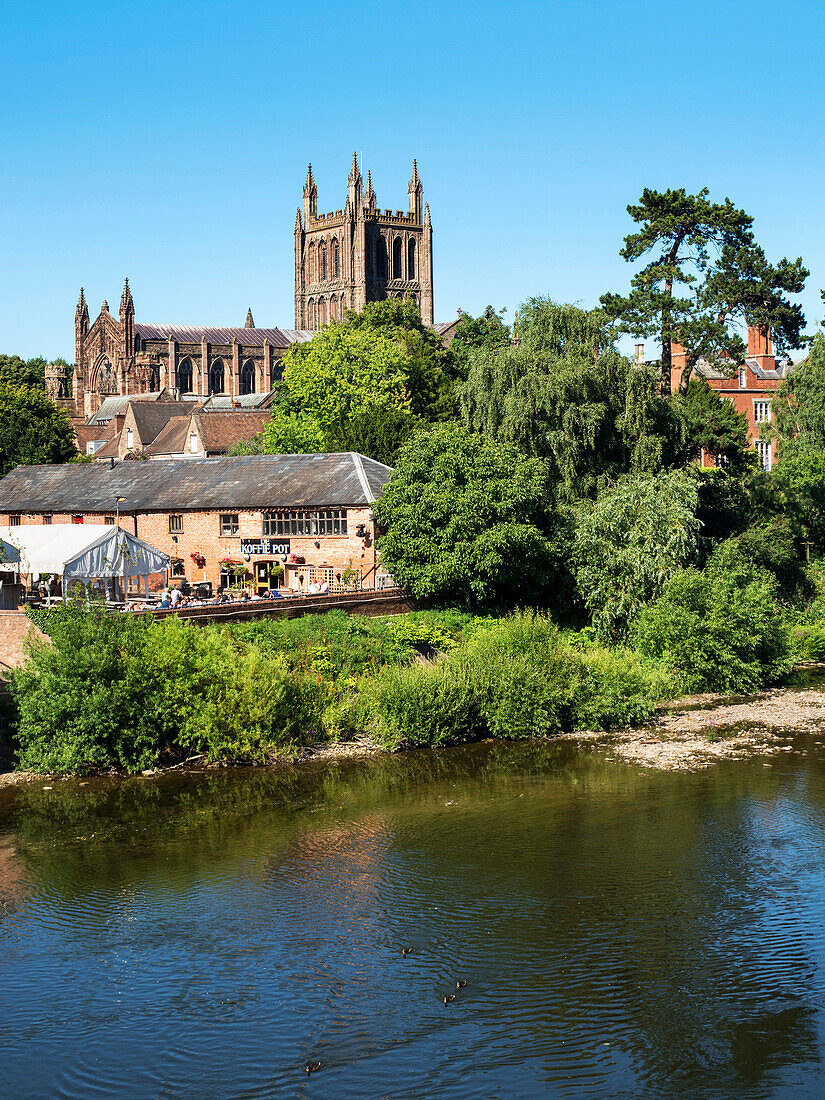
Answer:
xmin=199 ymin=392 xmax=273 ymax=409
xmin=695 ymin=357 xmax=794 ymax=382
xmin=0 ymin=454 xmax=394 ymax=512
xmin=144 ymin=416 xmax=191 ymax=456
xmin=130 ymin=401 xmax=195 ymax=446
xmin=135 ymin=324 xmax=312 ymax=347
xmin=88 ymin=392 xmax=171 ymax=424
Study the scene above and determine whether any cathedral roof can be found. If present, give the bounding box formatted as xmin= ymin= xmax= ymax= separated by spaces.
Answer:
xmin=134 ymin=324 xmax=312 ymax=347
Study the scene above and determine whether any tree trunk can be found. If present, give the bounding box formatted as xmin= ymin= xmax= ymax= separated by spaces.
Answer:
xmin=678 ymin=357 xmax=695 ymax=396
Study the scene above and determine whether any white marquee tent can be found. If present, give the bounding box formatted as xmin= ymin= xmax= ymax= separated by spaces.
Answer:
xmin=0 ymin=524 xmax=169 ymax=601
xmin=0 ymin=535 xmax=20 ymax=568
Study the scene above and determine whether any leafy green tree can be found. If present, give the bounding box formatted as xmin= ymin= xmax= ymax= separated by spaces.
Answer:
xmin=601 ymin=187 xmax=807 ymax=395
xmin=771 ymin=331 xmax=825 ymax=457
xmin=450 ymin=306 xmax=510 ymax=376
xmin=342 ymin=298 xmax=456 ymax=419
xmin=634 ymin=555 xmax=792 ymax=693
xmin=670 ymin=377 xmax=755 ymax=473
xmin=254 ymin=323 xmax=418 ymax=462
xmin=0 ymin=383 xmax=76 ymax=476
xmin=373 ymin=422 xmax=558 ymax=607
xmin=572 ymin=470 xmax=700 ymax=639
xmin=0 ymin=354 xmax=48 ymax=389
xmin=461 ymin=297 xmax=683 ymax=500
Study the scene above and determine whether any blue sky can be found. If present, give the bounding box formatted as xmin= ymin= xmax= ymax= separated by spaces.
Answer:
xmin=2 ymin=0 xmax=824 ymax=360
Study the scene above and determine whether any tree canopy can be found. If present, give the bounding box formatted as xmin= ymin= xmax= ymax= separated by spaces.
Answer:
xmin=373 ymin=422 xmax=557 ymax=607
xmin=601 ymin=187 xmax=807 ymax=395
xmin=461 ymin=297 xmax=683 ymax=499
xmin=0 ymin=383 xmax=77 ymax=476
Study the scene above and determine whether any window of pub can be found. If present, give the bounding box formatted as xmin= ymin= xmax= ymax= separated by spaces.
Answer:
xmin=263 ymin=509 xmax=346 ymax=536
xmin=220 ymin=514 xmax=239 ymax=536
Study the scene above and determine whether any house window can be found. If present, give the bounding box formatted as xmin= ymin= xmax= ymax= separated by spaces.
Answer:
xmin=43 ymin=515 xmax=52 ymax=525
xmin=126 ymin=428 xmax=134 ymax=449
xmin=189 ymin=432 xmax=199 ymax=454
xmin=263 ymin=509 xmax=347 ymax=536
xmin=220 ymin=514 xmax=239 ymax=536
xmin=104 ymin=516 xmax=115 ymax=525
xmin=755 ymin=439 xmax=772 ymax=472
xmin=9 ymin=515 xmax=20 ymax=526
xmin=72 ymin=515 xmax=84 ymax=524
xmin=754 ymin=401 xmax=771 ymax=423
xmin=169 ymin=514 xmax=183 ymax=533
xmin=739 ymin=367 xmax=747 ymax=388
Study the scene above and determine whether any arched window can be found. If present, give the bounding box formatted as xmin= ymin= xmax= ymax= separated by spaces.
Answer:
xmin=240 ymin=360 xmax=256 ymax=395
xmin=393 ymin=237 xmax=402 ymax=279
xmin=96 ymin=357 xmax=117 ymax=395
xmin=176 ymin=357 xmax=193 ymax=394
xmin=333 ymin=239 xmax=340 ymax=278
xmin=307 ymin=298 xmax=315 ymax=328
xmin=307 ymin=243 xmax=315 ymax=283
xmin=408 ymin=239 xmax=416 ymax=280
xmin=377 ymin=236 xmax=388 ymax=280
xmin=318 ymin=299 xmax=327 ymax=327
xmin=209 ymin=360 xmax=225 ymax=395
xmin=320 ymin=242 xmax=327 ymax=281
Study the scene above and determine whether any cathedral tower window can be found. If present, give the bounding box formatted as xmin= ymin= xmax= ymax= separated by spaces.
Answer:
xmin=318 ymin=299 xmax=327 ymax=327
xmin=307 ymin=243 xmax=315 ymax=283
xmin=408 ymin=238 xmax=416 ymax=279
xmin=377 ymin=236 xmax=388 ymax=280
xmin=393 ymin=237 xmax=402 ymax=280
xmin=177 ymin=357 xmax=193 ymax=394
xmin=320 ymin=242 xmax=327 ymax=281
xmin=241 ymin=360 xmax=256 ymax=395
xmin=333 ymin=239 xmax=340 ymax=278
xmin=209 ymin=360 xmax=225 ymax=394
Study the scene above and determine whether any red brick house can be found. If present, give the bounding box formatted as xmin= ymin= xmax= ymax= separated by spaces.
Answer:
xmin=0 ymin=454 xmax=393 ymax=595
xmin=672 ymin=324 xmax=793 ymax=471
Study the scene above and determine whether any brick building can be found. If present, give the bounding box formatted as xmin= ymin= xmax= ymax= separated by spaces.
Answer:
xmin=671 ymin=324 xmax=793 ymax=471
xmin=294 ymin=155 xmax=434 ymax=330
xmin=0 ymin=454 xmax=392 ymax=595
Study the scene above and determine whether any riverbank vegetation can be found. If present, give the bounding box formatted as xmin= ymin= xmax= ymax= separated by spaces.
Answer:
xmin=5 ymin=186 xmax=825 ymax=775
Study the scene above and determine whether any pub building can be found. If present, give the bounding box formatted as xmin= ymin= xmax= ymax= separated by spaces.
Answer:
xmin=0 ymin=453 xmax=393 ymax=596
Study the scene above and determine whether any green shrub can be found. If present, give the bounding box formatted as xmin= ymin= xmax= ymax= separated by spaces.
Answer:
xmin=363 ymin=612 xmax=669 ymax=748
xmin=634 ymin=558 xmax=793 ymax=694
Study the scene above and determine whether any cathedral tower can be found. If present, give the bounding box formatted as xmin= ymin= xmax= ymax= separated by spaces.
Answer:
xmin=294 ymin=154 xmax=434 ymax=330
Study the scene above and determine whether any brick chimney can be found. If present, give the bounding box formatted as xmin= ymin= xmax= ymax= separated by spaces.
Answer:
xmin=747 ymin=324 xmax=774 ymax=372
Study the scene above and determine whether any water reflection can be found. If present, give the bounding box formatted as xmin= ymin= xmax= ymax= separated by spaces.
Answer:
xmin=2 ymin=741 xmax=825 ymax=1096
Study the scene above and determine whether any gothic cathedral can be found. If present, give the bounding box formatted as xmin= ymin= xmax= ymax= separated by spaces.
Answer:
xmin=294 ymin=154 xmax=434 ymax=330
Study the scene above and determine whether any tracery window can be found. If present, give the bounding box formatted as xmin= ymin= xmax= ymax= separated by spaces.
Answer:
xmin=240 ymin=360 xmax=256 ymax=395
xmin=320 ymin=242 xmax=327 ymax=281
xmin=393 ymin=237 xmax=402 ymax=279
xmin=333 ymin=239 xmax=340 ymax=278
xmin=408 ymin=238 xmax=416 ymax=279
xmin=176 ymin=357 xmax=193 ymax=393
xmin=209 ymin=360 xmax=225 ymax=394
xmin=377 ymin=236 xmax=388 ymax=279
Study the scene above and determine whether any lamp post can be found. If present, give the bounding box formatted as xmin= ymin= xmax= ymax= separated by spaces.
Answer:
xmin=115 ymin=496 xmax=127 ymax=526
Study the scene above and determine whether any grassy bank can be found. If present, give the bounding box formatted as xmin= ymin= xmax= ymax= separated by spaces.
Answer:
xmin=1 ymin=591 xmax=802 ymax=776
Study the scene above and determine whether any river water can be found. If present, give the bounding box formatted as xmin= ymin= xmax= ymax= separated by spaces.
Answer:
xmin=3 ymin=734 xmax=825 ymax=1098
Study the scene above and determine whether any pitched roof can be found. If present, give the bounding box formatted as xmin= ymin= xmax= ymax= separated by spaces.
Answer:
xmin=129 ymin=401 xmax=196 ymax=446
xmin=88 ymin=391 xmax=168 ymax=424
xmin=135 ymin=324 xmax=312 ymax=347
xmin=195 ymin=410 xmax=270 ymax=453
xmin=0 ymin=454 xmax=394 ymax=513
xmin=199 ymin=392 xmax=272 ymax=409
xmin=144 ymin=416 xmax=191 ymax=456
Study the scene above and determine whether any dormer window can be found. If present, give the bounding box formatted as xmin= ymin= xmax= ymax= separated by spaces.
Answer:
xmin=189 ymin=432 xmax=199 ymax=454
xmin=738 ymin=367 xmax=746 ymax=389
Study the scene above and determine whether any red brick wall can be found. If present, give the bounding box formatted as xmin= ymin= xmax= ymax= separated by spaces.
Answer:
xmin=2 ymin=507 xmax=382 ymax=590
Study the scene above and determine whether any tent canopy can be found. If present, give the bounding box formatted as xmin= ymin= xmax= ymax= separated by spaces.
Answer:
xmin=0 ymin=524 xmax=169 ymax=580
xmin=0 ymin=535 xmax=20 ymax=567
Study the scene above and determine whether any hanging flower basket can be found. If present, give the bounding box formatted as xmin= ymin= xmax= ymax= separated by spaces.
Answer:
xmin=288 ymin=553 xmax=306 ymax=565
xmin=190 ymin=551 xmax=206 ymax=569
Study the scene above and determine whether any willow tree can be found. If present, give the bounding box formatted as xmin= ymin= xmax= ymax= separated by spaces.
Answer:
xmin=601 ymin=187 xmax=807 ymax=396
xmin=460 ymin=297 xmax=682 ymax=500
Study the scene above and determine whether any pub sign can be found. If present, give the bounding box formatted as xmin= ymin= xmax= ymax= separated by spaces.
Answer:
xmin=240 ymin=537 xmax=291 ymax=557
